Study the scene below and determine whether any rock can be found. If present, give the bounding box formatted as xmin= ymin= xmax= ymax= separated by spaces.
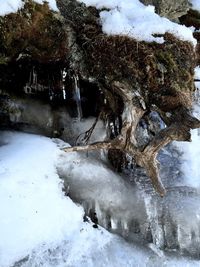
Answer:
xmin=140 ymin=0 xmax=191 ymax=21
xmin=180 ymin=9 xmax=200 ymax=29
xmin=179 ymin=9 xmax=200 ymax=66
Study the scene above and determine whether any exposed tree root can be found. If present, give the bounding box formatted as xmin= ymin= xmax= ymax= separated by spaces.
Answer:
xmin=62 ymin=81 xmax=200 ymax=197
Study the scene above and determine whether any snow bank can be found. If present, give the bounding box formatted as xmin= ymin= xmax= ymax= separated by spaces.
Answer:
xmin=190 ymin=0 xmax=200 ymax=11
xmin=80 ymin=0 xmax=196 ymax=45
xmin=0 ymin=0 xmax=58 ymax=16
xmin=0 ymin=132 xmax=83 ymax=266
xmin=0 ymin=131 xmax=200 ymax=266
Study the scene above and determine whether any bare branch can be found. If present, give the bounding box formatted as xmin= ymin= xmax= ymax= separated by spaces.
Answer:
xmin=62 ymin=141 xmax=113 ymax=152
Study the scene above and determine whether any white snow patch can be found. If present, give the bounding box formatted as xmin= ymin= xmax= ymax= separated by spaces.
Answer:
xmin=190 ymin=0 xmax=200 ymax=11
xmin=34 ymin=0 xmax=58 ymax=11
xmin=195 ymin=66 xmax=200 ymax=79
xmin=0 ymin=0 xmax=23 ymax=16
xmin=80 ymin=0 xmax=196 ymax=45
xmin=174 ymin=129 xmax=200 ymax=188
xmin=0 ymin=0 xmax=58 ymax=16
xmin=195 ymin=66 xmax=200 ymax=90
xmin=0 ymin=131 xmax=83 ymax=266
xmin=173 ymin=66 xmax=200 ymax=188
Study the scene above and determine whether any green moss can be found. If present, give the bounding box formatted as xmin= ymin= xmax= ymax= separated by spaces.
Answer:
xmin=156 ymin=51 xmax=177 ymax=70
xmin=0 ymin=55 xmax=8 ymax=65
xmin=0 ymin=0 xmax=68 ymax=63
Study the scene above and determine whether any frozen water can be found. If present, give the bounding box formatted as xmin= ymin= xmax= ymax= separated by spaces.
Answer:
xmin=1 ymin=131 xmax=200 ymax=266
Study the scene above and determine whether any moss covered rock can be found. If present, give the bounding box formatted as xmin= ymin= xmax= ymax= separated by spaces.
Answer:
xmin=141 ymin=0 xmax=190 ymax=21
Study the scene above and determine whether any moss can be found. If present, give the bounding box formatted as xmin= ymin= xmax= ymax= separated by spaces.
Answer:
xmin=80 ymin=31 xmax=195 ymax=111
xmin=0 ymin=0 xmax=68 ymax=63
xmin=0 ymin=55 xmax=8 ymax=65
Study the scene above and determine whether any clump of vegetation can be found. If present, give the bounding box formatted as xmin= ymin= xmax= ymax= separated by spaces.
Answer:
xmin=0 ymin=0 xmax=68 ymax=63
xmin=83 ymin=32 xmax=195 ymax=112
xmin=57 ymin=0 xmax=200 ymax=196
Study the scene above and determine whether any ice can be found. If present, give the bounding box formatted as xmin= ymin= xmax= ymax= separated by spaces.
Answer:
xmin=79 ymin=0 xmax=196 ymax=45
xmin=73 ymin=75 xmax=83 ymax=121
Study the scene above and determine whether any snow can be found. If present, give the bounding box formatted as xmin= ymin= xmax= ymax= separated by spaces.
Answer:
xmin=0 ymin=0 xmax=196 ymax=45
xmin=34 ymin=0 xmax=58 ymax=11
xmin=172 ymin=66 xmax=200 ymax=188
xmin=190 ymin=0 xmax=200 ymax=11
xmin=0 ymin=131 xmax=200 ymax=266
xmin=0 ymin=131 xmax=83 ymax=266
xmin=195 ymin=66 xmax=200 ymax=90
xmin=79 ymin=0 xmax=196 ymax=45
xmin=0 ymin=0 xmax=23 ymax=16
xmin=0 ymin=0 xmax=58 ymax=16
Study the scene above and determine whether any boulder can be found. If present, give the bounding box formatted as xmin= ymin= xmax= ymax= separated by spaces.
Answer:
xmin=140 ymin=0 xmax=191 ymax=21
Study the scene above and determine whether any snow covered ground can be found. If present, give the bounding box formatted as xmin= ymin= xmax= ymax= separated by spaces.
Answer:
xmin=0 ymin=131 xmax=200 ymax=267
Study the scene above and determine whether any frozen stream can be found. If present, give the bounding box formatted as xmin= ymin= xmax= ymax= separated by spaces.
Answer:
xmin=0 ymin=131 xmax=200 ymax=266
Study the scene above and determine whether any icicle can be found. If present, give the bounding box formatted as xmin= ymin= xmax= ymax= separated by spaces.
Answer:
xmin=33 ymin=68 xmax=37 ymax=85
xmin=62 ymin=68 xmax=67 ymax=82
xmin=62 ymin=85 xmax=66 ymax=100
xmin=110 ymin=218 xmax=118 ymax=230
xmin=73 ymin=74 xmax=82 ymax=121
xmin=60 ymin=68 xmax=67 ymax=100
